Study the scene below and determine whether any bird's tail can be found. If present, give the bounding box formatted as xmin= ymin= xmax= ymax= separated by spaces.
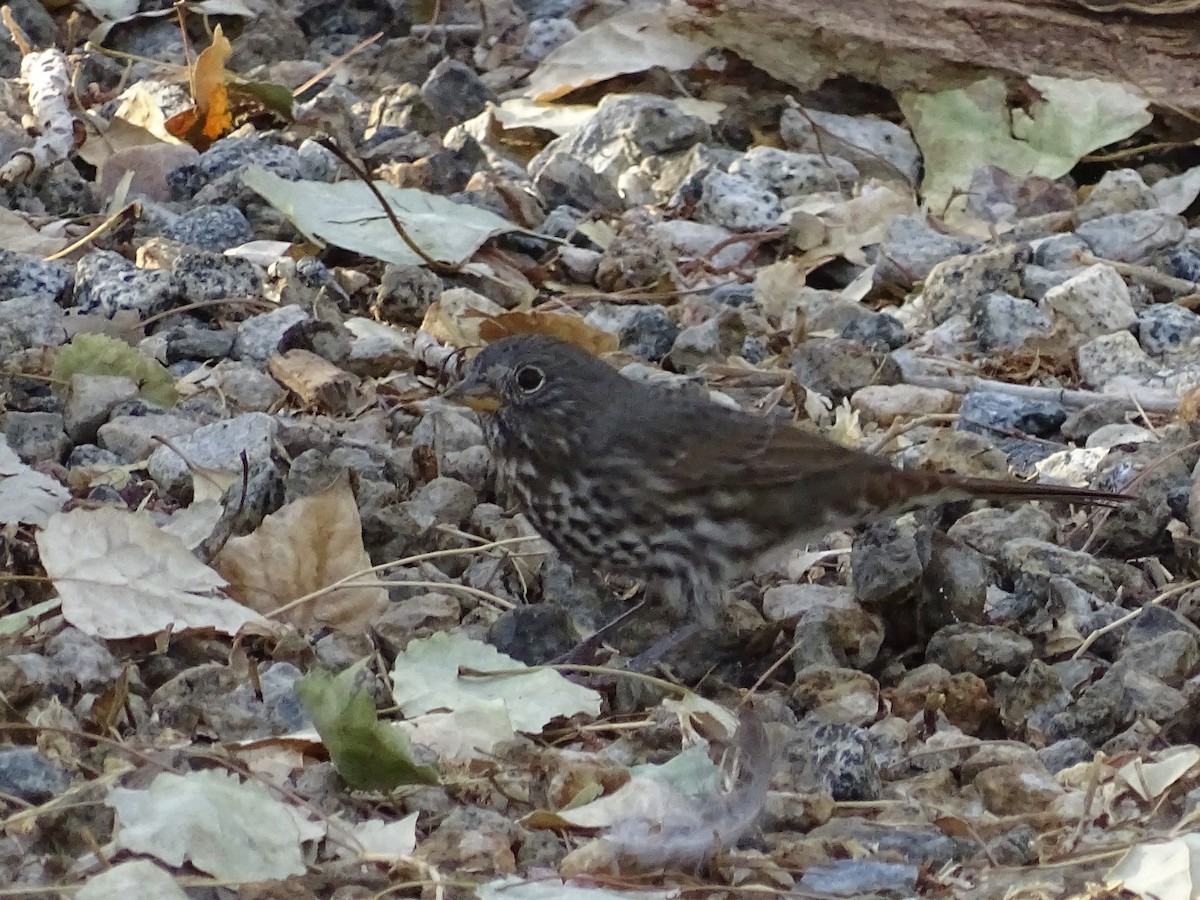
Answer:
xmin=915 ymin=470 xmax=1134 ymax=509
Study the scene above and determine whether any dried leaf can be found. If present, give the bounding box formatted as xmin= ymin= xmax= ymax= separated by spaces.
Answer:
xmin=214 ymin=476 xmax=389 ymax=631
xmin=479 ymin=310 xmax=619 ymax=355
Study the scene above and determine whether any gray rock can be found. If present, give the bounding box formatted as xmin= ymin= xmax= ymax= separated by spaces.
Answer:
xmin=1036 ymin=738 xmax=1093 ymax=773
xmin=172 ymin=250 xmax=263 ymax=302
xmin=1040 ymin=264 xmax=1137 ymax=342
xmin=4 ymin=411 xmax=68 ymax=463
xmin=1119 ymin=631 xmax=1200 ymax=685
xmin=1077 ymin=168 xmax=1157 ymax=221
xmin=1001 ymin=538 xmax=1116 ymax=600
xmin=529 ymin=94 xmax=710 ymax=186
xmin=694 ymin=169 xmax=782 ymax=230
xmin=73 ymin=249 xmax=182 ymax=317
xmin=0 ymin=293 xmax=67 ymax=354
xmin=957 ymin=390 xmax=1066 ymax=438
xmin=1076 ymin=209 xmax=1187 ymax=262
xmin=621 ymin=142 xmax=740 ymax=207
xmin=926 ymin=624 xmax=1033 ymax=677
xmin=972 ymin=292 xmax=1054 ymax=350
xmin=585 ymin=303 xmax=677 ymax=361
xmin=234 ymin=305 xmax=312 ymax=368
xmin=372 ymin=264 xmax=443 ymax=327
xmin=876 ymin=215 xmax=977 ymax=285
xmin=0 ymin=249 xmax=71 ymax=303
xmin=147 ymin=412 xmax=278 ymax=497
xmin=163 ymin=327 xmax=236 ymax=363
xmin=1032 ymin=233 xmax=1090 ymax=268
xmin=781 ymin=106 xmax=920 ymax=182
xmin=666 ymin=310 xmax=745 ymax=371
xmin=787 ymin=721 xmax=882 ymax=801
xmin=1139 ymin=303 xmax=1200 ymax=363
xmin=728 ymin=146 xmax=858 ymax=199
xmin=97 ymin=412 xmax=202 ymax=462
xmin=923 ymin=245 xmax=1025 ymax=324
xmin=852 ymin=521 xmax=924 ymax=607
xmin=0 ymin=749 xmax=69 ymax=803
xmin=790 ymin=336 xmax=901 ymax=399
xmin=161 ymin=203 xmax=254 ymax=251
xmin=489 ymin=604 xmax=576 ymax=664
xmin=538 ymin=204 xmax=588 ymax=239
xmin=1076 ymin=331 xmax=1157 ymax=389
xmin=420 ymin=58 xmax=496 ymax=128
xmin=531 ymin=151 xmax=625 ymax=214
xmin=198 ymin=360 xmax=286 ymax=412
xmin=402 ymin=476 xmax=477 ymax=530
xmin=45 ymin=627 xmax=121 ymax=691
xmin=1020 ymin=263 xmax=1079 ymax=301
xmin=922 ymin=534 xmax=995 ymax=626
xmin=167 ymin=135 xmax=305 ymax=201
xmin=64 ymin=374 xmax=139 ymax=443
xmin=1060 ymin=401 xmax=1129 ymax=442
xmin=522 ymin=17 xmax=580 ymax=61
xmin=841 ymin=311 xmax=907 ymax=351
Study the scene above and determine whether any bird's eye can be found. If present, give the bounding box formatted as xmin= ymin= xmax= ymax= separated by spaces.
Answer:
xmin=515 ymin=364 xmax=545 ymax=393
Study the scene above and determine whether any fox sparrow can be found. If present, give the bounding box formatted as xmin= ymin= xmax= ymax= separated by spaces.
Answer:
xmin=446 ymin=335 xmax=1131 ymax=623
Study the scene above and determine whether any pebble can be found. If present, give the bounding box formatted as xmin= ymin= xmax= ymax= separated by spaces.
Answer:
xmin=840 ymin=312 xmax=907 ymax=351
xmin=694 ymin=169 xmax=783 ymax=230
xmin=790 ymin=336 xmax=901 ymax=399
xmin=1039 ymin=264 xmax=1137 ymax=342
xmin=974 ymin=761 xmax=1063 ymax=815
xmin=530 ymin=94 xmax=710 ymax=186
xmin=532 ymin=151 xmax=625 ymax=215
xmin=4 ymin=411 xmax=69 ymax=464
xmin=402 ymin=476 xmax=478 ymax=531
xmin=234 ymin=305 xmax=312 ymax=368
xmin=63 ymin=375 xmax=139 ymax=444
xmin=1077 ymin=168 xmax=1157 ymax=221
xmin=922 ymin=244 xmax=1024 ymax=324
xmin=849 ymin=384 xmax=957 ymax=426
xmin=666 ymin=310 xmax=745 ymax=371
xmin=728 ymin=146 xmax=858 ymax=199
xmin=1138 ymin=303 xmax=1200 ymax=362
xmin=1076 ymin=331 xmax=1158 ymax=389
xmin=875 ymin=215 xmax=977 ymax=284
xmin=0 ymin=249 xmax=72 ymax=302
xmin=421 ymin=58 xmax=497 ymax=129
xmin=0 ymin=749 xmax=70 ymax=803
xmin=0 ymin=294 xmax=67 ymax=353
xmin=972 ymin=292 xmax=1054 ymax=350
xmin=97 ymin=412 xmax=201 ymax=462
xmin=957 ymin=390 xmax=1066 ymax=439
xmin=73 ymin=249 xmax=182 ymax=317
xmin=926 ymin=624 xmax=1033 ymax=677
xmin=147 ymin=412 xmax=278 ymax=497
xmin=781 ymin=106 xmax=920 ymax=183
xmin=1075 ymin=209 xmax=1187 ymax=263
xmin=161 ymin=203 xmax=254 ymax=251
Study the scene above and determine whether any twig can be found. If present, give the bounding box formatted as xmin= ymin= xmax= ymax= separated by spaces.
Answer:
xmin=1070 ymin=578 xmax=1200 ymax=660
xmin=1075 ymin=250 xmax=1200 ymax=296
xmin=901 ymin=372 xmax=1178 ymax=414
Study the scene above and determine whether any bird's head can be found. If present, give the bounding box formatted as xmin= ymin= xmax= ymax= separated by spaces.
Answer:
xmin=444 ymin=335 xmax=619 ymax=444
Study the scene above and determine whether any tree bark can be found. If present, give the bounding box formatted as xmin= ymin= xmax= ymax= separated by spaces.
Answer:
xmin=674 ymin=0 xmax=1200 ymax=111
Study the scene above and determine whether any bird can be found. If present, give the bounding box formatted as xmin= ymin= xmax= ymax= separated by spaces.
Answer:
xmin=445 ymin=334 xmax=1132 ymax=626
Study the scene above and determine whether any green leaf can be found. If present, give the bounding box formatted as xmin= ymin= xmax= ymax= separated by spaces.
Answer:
xmin=52 ymin=333 xmax=178 ymax=407
xmin=900 ymin=75 xmax=1152 ymax=210
xmin=295 ymin=660 xmax=439 ymax=791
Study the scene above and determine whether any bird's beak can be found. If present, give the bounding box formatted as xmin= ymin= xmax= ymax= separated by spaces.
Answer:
xmin=444 ymin=376 xmax=503 ymax=413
